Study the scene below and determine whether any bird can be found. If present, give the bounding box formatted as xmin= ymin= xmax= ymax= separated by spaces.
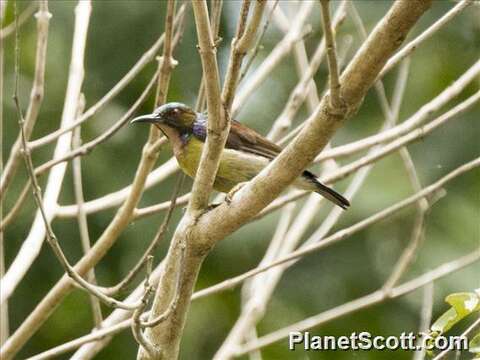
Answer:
xmin=130 ymin=102 xmax=350 ymax=209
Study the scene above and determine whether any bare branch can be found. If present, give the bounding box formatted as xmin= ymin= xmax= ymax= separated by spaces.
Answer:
xmin=8 ymin=2 xmax=476 ymax=358
xmin=132 ymin=257 xmax=157 ymax=358
xmin=235 ymin=251 xmax=480 ymax=355
xmin=56 ymin=158 xmax=179 ymax=218
xmin=413 ymin=283 xmax=434 ymax=360
xmin=103 ymin=174 xmax=184 ymax=296
xmin=192 ymin=157 xmax=480 ymax=300
xmin=432 ymin=316 xmax=480 ymax=360
xmin=238 ymin=0 xmax=279 ymax=83
xmin=1 ymin=1 xmax=182 ymax=356
xmin=141 ymin=244 xmax=185 ymax=328
xmin=222 ymin=0 xmax=266 ymax=110
xmin=1 ymin=0 xmax=90 ymax=306
xmin=232 ymin=0 xmax=315 ymax=117
xmin=379 ymin=0 xmax=474 ymax=79
xmin=72 ymin=95 xmax=103 ymax=327
xmin=0 ymin=179 xmax=31 ymax=230
xmin=26 ymin=4 xmax=187 ymax=150
xmin=34 ymin=67 xmax=160 ymax=175
xmin=0 ymin=0 xmax=50 ymax=200
xmin=188 ymin=0 xmax=226 ymax=212
xmin=0 ymin=2 xmax=36 ymax=40
xmin=268 ymin=1 xmax=347 ymax=141
xmin=319 ymin=0 xmax=342 ymax=109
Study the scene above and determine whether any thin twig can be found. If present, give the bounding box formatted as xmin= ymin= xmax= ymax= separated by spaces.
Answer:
xmin=141 ymin=243 xmax=186 ymax=328
xmin=268 ymin=1 xmax=347 ymax=140
xmin=72 ymin=95 xmax=103 ymax=327
xmin=223 ymin=0 xmax=266 ymax=111
xmin=0 ymin=0 xmax=50 ymax=200
xmin=1 ymin=0 xmax=90 ymax=306
xmin=12 ymin=8 xmax=143 ymax=312
xmin=379 ymin=0 xmax=474 ymax=79
xmin=314 ymin=59 xmax=480 ymax=162
xmin=0 ymin=179 xmax=31 ymax=230
xmin=235 ymin=251 xmax=480 ymax=355
xmin=232 ymin=0 xmax=315 ymax=117
xmin=1 ymin=2 xmax=183 ymax=357
xmin=383 ymin=210 xmax=427 ymax=291
xmin=134 ymin=192 xmax=190 ymax=220
xmin=413 ymin=282 xmax=434 ymax=360
xmin=103 ymin=174 xmax=184 ymax=296
xmin=132 ymin=257 xmax=158 ymax=358
xmin=319 ymin=0 xmax=342 ymax=109
xmin=26 ymin=320 xmax=136 ymax=360
xmin=431 ymin=316 xmax=480 ymax=360
xmin=238 ymin=0 xmax=279 ymax=83
xmin=154 ymin=0 xmax=177 ymax=107
xmin=34 ymin=67 xmax=161 ymax=175
xmin=26 ymin=4 xmax=187 ymax=150
xmin=56 ymin=158 xmax=179 ymax=218
xmin=192 ymin=157 xmax=480 ymax=300
xmin=22 ymin=251 xmax=475 ymax=360
xmin=0 ymin=2 xmax=36 ymax=40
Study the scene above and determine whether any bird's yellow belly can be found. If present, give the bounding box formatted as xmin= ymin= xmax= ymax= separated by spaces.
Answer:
xmin=176 ymin=137 xmax=268 ymax=193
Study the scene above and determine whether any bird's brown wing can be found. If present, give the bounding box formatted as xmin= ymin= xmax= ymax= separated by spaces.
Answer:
xmin=225 ymin=120 xmax=281 ymax=160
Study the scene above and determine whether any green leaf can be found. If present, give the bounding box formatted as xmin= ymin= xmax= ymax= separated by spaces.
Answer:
xmin=446 ymin=292 xmax=480 ymax=313
xmin=430 ymin=292 xmax=480 ymax=334
xmin=431 ymin=308 xmax=459 ymax=334
xmin=470 ymin=332 xmax=480 ymax=354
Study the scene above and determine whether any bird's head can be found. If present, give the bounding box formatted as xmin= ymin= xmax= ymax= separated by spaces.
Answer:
xmin=130 ymin=102 xmax=197 ymax=131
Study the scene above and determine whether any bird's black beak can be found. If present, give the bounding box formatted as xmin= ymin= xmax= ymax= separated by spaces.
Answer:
xmin=130 ymin=113 xmax=160 ymax=125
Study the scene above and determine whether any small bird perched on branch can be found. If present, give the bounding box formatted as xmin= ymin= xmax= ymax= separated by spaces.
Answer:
xmin=131 ymin=102 xmax=350 ymax=209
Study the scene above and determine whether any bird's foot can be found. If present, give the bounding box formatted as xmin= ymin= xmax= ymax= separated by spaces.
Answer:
xmin=225 ymin=182 xmax=248 ymax=204
xmin=206 ymin=202 xmax=222 ymax=211
xmin=182 ymin=203 xmax=221 ymax=213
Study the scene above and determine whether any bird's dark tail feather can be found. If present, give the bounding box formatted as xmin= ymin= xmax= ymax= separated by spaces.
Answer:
xmin=303 ymin=171 xmax=350 ymax=209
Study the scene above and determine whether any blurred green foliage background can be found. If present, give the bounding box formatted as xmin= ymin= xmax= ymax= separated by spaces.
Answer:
xmin=2 ymin=1 xmax=479 ymax=359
